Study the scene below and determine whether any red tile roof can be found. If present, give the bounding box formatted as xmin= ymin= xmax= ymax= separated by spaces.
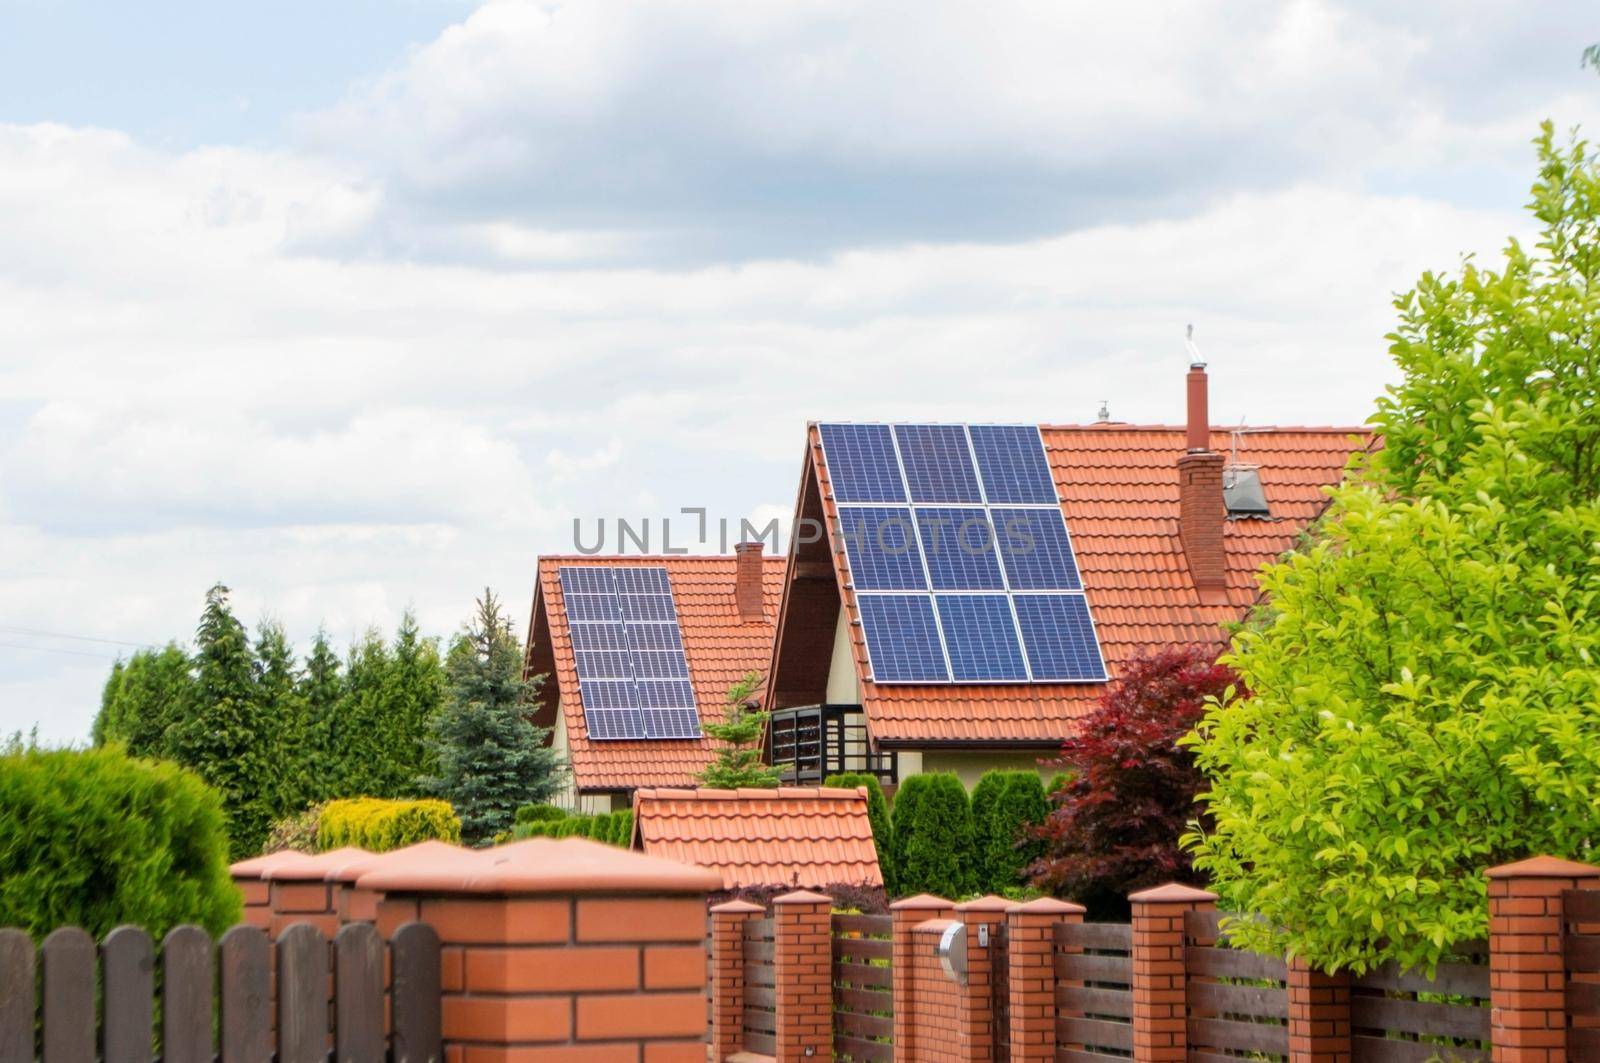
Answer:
xmin=526 ymin=554 xmax=787 ymax=793
xmin=785 ymin=422 xmax=1373 ymax=746
xmin=632 ymin=786 xmax=882 ymax=890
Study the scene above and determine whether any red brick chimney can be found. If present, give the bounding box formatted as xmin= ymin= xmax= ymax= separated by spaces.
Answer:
xmin=1178 ymin=362 xmax=1228 ymax=606
xmin=734 ymin=541 xmax=766 ymax=623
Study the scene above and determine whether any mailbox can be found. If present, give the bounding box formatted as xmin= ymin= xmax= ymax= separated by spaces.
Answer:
xmin=936 ymin=922 xmax=967 ymax=984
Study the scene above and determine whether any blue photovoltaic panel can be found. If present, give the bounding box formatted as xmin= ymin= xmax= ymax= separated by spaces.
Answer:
xmin=570 ymin=625 xmax=630 ymax=652
xmin=819 ymin=423 xmax=907 ymax=503
xmin=636 ymin=679 xmax=697 ymax=707
xmin=560 ymin=568 xmax=618 ymax=595
xmin=578 ymin=678 xmax=639 ymax=710
xmin=857 ymin=595 xmax=949 ymax=682
xmin=620 ymin=594 xmax=677 ymax=623
xmin=625 ymin=623 xmax=683 ymax=652
xmin=935 ymin=595 xmax=1029 ymax=681
xmin=564 ymin=593 xmax=620 ymax=623
xmin=915 ymin=508 xmax=1005 ymax=590
xmin=613 ymin=567 xmax=671 ymax=595
xmin=585 ymin=707 xmax=647 ymax=740
xmin=838 ymin=506 xmax=927 ymax=590
xmin=894 ymin=424 xmax=983 ymax=503
xmin=639 ymin=679 xmax=700 ymax=739
xmin=574 ymin=649 xmax=632 ymax=678
xmin=970 ymin=425 xmax=1059 ymax=504
xmin=992 ymin=507 xmax=1083 ymax=591
xmin=1013 ymin=595 xmax=1105 ymax=681
xmin=631 ymin=651 xmax=690 ymax=679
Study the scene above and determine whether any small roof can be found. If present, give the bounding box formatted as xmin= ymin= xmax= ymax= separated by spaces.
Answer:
xmin=632 ymin=786 xmax=882 ymax=890
xmin=356 ymin=836 xmax=721 ymax=895
xmin=525 ymin=553 xmax=786 ymax=793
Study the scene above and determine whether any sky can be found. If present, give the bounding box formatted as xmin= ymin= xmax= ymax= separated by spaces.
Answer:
xmin=1 ymin=0 xmax=1597 ymax=743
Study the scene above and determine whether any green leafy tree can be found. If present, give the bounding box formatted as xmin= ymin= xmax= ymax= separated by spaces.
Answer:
xmin=824 ymin=772 xmax=894 ymax=891
xmin=424 ymin=590 xmax=567 ymax=845
xmin=92 ymin=643 xmax=192 ymax=759
xmin=1188 ymin=125 xmax=1600 ymax=975
xmin=697 ymin=672 xmax=782 ymax=789
xmin=889 ymin=773 xmax=976 ymax=898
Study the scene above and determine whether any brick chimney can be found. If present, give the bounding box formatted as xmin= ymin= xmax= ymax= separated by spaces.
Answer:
xmin=734 ymin=541 xmax=766 ymax=623
xmin=1178 ymin=362 xmax=1228 ymax=606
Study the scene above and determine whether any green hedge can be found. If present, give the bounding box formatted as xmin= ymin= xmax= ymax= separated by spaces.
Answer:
xmin=0 ymin=743 xmax=240 ymax=939
xmin=970 ymin=770 xmax=1049 ymax=892
xmin=317 ymin=797 xmax=461 ymax=852
xmin=509 ymin=809 xmax=632 ymax=846
xmin=889 ymin=773 xmax=976 ymax=898
xmin=823 ymin=773 xmax=894 ymax=891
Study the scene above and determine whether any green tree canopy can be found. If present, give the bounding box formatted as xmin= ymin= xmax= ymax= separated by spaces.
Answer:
xmin=1188 ymin=124 xmax=1600 ymax=974
xmin=696 ymin=672 xmax=782 ymax=789
xmin=890 ymin=773 xmax=976 ymax=898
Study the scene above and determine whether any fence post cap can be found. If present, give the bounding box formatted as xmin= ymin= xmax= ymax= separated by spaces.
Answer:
xmin=325 ymin=840 xmax=469 ymax=883
xmin=1486 ymin=854 xmax=1600 ymax=879
xmin=772 ymin=889 xmax=832 ymax=906
xmin=1005 ymin=897 xmax=1086 ymax=916
xmin=1127 ymin=882 xmax=1217 ymax=904
xmin=710 ymin=899 xmax=766 ymax=914
xmin=954 ymin=895 xmax=1012 ymax=913
xmin=890 ymin=893 xmax=955 ymax=911
xmin=261 ymin=846 xmax=373 ymax=882
xmin=358 ymin=836 xmax=721 ymax=894
xmin=229 ymin=849 xmax=314 ymax=877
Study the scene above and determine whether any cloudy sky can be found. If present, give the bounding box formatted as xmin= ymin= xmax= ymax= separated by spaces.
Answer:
xmin=1 ymin=0 xmax=1595 ymax=742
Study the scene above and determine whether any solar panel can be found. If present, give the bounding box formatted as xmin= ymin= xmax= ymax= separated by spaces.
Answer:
xmin=559 ymin=565 xmax=701 ymax=740
xmin=819 ymin=423 xmax=906 ymax=503
xmin=857 ymin=595 xmax=949 ymax=682
xmin=970 ymin=425 xmax=1059 ymax=504
xmin=816 ymin=424 xmax=1106 ymax=685
xmin=915 ymin=508 xmax=1005 ymax=590
xmin=894 ymin=424 xmax=983 ymax=503
xmin=1012 ymin=595 xmax=1105 ymax=681
xmin=838 ymin=506 xmax=927 ymax=590
xmin=936 ymin=595 xmax=1029 ymax=680
xmin=992 ymin=507 xmax=1083 ymax=591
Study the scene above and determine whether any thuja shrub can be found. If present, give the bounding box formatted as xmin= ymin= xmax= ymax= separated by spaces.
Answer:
xmin=0 ymin=742 xmax=240 ymax=938
xmin=823 ymin=773 xmax=894 ymax=891
xmin=971 ymin=771 xmax=1049 ymax=893
xmin=890 ymin=773 xmax=976 ymax=898
xmin=318 ymin=796 xmax=461 ymax=852
xmin=509 ymin=809 xmax=632 ymax=847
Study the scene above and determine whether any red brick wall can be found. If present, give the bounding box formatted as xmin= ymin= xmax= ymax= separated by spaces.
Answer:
xmin=773 ymin=891 xmax=832 ymax=1063
xmin=1005 ymin=899 xmax=1083 ymax=1063
xmin=1487 ymin=856 xmax=1600 ymax=1063
xmin=908 ymin=919 xmax=961 ymax=1063
xmin=1177 ymin=450 xmax=1226 ymax=603
xmin=269 ymin=879 xmax=339 ymax=939
xmin=234 ymin=874 xmax=271 ymax=930
xmin=1129 ymin=883 xmax=1216 ymax=1062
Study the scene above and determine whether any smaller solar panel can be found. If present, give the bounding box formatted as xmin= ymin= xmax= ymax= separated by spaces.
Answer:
xmin=636 ymin=679 xmax=697 ymax=707
xmin=936 ymin=595 xmax=1029 ymax=681
xmin=619 ymin=594 xmax=677 ymax=623
xmin=992 ymin=507 xmax=1083 ymax=591
xmin=819 ymin=423 xmax=907 ymax=503
xmin=895 ymin=424 xmax=983 ymax=503
xmin=560 ymin=568 xmax=618 ymax=595
xmin=625 ymin=623 xmax=683 ymax=652
xmin=574 ymin=649 xmax=633 ymax=679
xmin=578 ymin=678 xmax=639 ymax=709
xmin=1013 ymin=595 xmax=1105 ymax=681
xmin=570 ymin=624 xmax=629 ymax=652
xmin=613 ymin=567 xmax=671 ymax=595
xmin=631 ymin=650 xmax=690 ymax=679
xmin=641 ymin=709 xmax=702 ymax=739
xmin=564 ymin=593 xmax=620 ymax=623
xmin=586 ymin=707 xmax=647 ymax=740
xmin=838 ymin=506 xmax=927 ymax=590
xmin=970 ymin=425 xmax=1059 ymax=504
xmin=915 ymin=508 xmax=1005 ymax=590
xmin=857 ymin=595 xmax=949 ymax=682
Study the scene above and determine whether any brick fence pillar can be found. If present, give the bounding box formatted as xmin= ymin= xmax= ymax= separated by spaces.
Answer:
xmin=359 ymin=837 xmax=720 ymax=1063
xmin=1128 ymin=882 xmax=1216 ymax=1063
xmin=327 ymin=841 xmax=465 ymax=926
xmin=1007 ymin=897 xmax=1084 ymax=1063
xmin=774 ymin=890 xmax=833 ymax=1063
xmin=709 ymin=899 xmax=764 ymax=1063
xmin=891 ymin=894 xmax=955 ymax=1063
xmin=262 ymin=847 xmax=370 ymax=939
xmin=229 ymin=851 xmax=313 ymax=933
xmin=1287 ymin=958 xmax=1350 ymax=1063
xmin=1486 ymin=855 xmax=1600 ymax=1063
xmin=953 ymin=896 xmax=1011 ymax=1063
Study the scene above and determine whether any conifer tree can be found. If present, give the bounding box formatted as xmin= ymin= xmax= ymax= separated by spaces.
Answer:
xmin=424 ymin=590 xmax=566 ymax=845
xmin=695 ymin=672 xmax=781 ymax=789
xmin=254 ymin=619 xmax=307 ymax=815
xmin=336 ymin=628 xmax=393 ymax=796
xmin=381 ymin=610 xmax=445 ymax=792
xmin=92 ymin=644 xmax=193 ymax=760
xmin=298 ymin=628 xmax=344 ymax=802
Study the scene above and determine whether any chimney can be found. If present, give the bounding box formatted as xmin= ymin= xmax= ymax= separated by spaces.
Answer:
xmin=734 ymin=542 xmax=766 ymax=623
xmin=1178 ymin=361 xmax=1228 ymax=605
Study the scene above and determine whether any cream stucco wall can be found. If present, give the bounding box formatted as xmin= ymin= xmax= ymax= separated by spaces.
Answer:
xmin=550 ymin=697 xmax=630 ymax=815
xmin=824 ymin=605 xmax=861 ymax=704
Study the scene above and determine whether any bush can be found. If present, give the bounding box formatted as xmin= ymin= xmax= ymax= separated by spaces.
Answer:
xmin=889 ymin=773 xmax=976 ymax=898
xmin=824 ymin=773 xmax=894 ymax=890
xmin=317 ymin=797 xmax=461 ymax=852
xmin=0 ymin=742 xmax=240 ymax=939
xmin=515 ymin=803 xmax=566 ymax=825
xmin=971 ymin=771 xmax=1049 ymax=893
xmin=263 ymin=802 xmax=325 ymax=854
xmin=507 ymin=809 xmax=633 ymax=847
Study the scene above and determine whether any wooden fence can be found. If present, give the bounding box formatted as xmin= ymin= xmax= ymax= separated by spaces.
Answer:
xmin=1183 ymin=910 xmax=1288 ymax=1062
xmin=1054 ymin=919 xmax=1133 ymax=1061
xmin=1565 ymin=888 xmax=1600 ymax=1058
xmin=742 ymin=915 xmax=777 ymax=1056
xmin=832 ymin=913 xmax=893 ymax=1063
xmin=1349 ymin=941 xmax=1489 ymax=1062
xmin=0 ymin=921 xmax=439 ymax=1063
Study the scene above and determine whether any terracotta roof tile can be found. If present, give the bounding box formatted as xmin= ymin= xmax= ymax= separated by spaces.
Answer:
xmin=632 ymin=786 xmax=882 ymax=890
xmin=528 ymin=554 xmax=786 ymax=793
xmin=804 ymin=423 xmax=1373 ymax=746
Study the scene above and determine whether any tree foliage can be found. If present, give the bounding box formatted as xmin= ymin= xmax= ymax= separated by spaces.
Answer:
xmin=1188 ymin=124 xmax=1600 ymax=974
xmin=1032 ymin=648 xmax=1236 ymax=917
xmin=890 ymin=773 xmax=976 ymax=898
xmin=696 ymin=672 xmax=783 ymax=789
xmin=424 ymin=589 xmax=567 ymax=845
xmin=824 ymin=772 xmax=895 ymax=891
xmin=971 ymin=770 xmax=1049 ymax=895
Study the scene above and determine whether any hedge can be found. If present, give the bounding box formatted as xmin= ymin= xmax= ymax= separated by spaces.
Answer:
xmin=0 ymin=743 xmax=240 ymax=939
xmin=514 ymin=803 xmax=567 ymax=825
xmin=889 ymin=773 xmax=976 ymax=898
xmin=317 ymin=797 xmax=461 ymax=852
xmin=509 ymin=809 xmax=632 ymax=847
xmin=970 ymin=770 xmax=1049 ymax=892
xmin=822 ymin=773 xmax=894 ymax=891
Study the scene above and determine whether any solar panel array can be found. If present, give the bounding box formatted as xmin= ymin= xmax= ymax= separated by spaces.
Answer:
xmin=819 ymin=423 xmax=1107 ymax=684
xmin=559 ymin=566 xmax=702 ymax=741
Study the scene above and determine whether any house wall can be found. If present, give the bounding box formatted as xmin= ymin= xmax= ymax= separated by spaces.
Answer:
xmin=550 ymin=700 xmax=628 ymax=815
xmin=824 ymin=606 xmax=860 ymax=704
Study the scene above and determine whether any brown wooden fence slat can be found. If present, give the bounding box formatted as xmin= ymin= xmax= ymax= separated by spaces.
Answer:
xmin=833 ymin=1033 xmax=894 ymax=1063
xmin=1054 ymin=922 xmax=1131 ymax=951
xmin=833 ymin=961 xmax=893 ymax=989
xmin=1564 ymin=889 xmax=1600 ymax=924
xmin=1057 ymin=1050 xmax=1134 ymax=1063
xmin=1566 ymin=934 xmax=1600 ymax=971
xmin=102 ymin=926 xmax=155 ymax=1063
xmin=1349 ymin=1035 xmax=1486 ymax=1062
xmin=1187 ymin=979 xmax=1289 ymax=1020
xmin=834 ymin=1011 xmax=892 ymax=1039
xmin=391 ymin=922 xmax=442 ymax=1063
xmin=1184 ymin=909 xmax=1224 ymax=940
xmin=1058 ymin=1016 xmax=1133 ymax=1051
xmin=219 ymin=925 xmax=272 ymax=1063
xmin=832 ymin=936 xmax=892 ymax=962
xmin=1054 ymin=952 xmax=1131 ymax=982
xmin=1187 ymin=1016 xmax=1289 ymax=1056
xmin=277 ymin=924 xmax=330 ymax=1063
xmin=1570 ymin=1028 xmax=1600 ymax=1054
xmin=1184 ymin=945 xmax=1288 ymax=981
xmin=744 ymin=1032 xmax=776 ymax=1056
xmin=1055 ymin=985 xmax=1132 ymax=1019
xmin=834 ymin=986 xmax=893 ymax=1013
xmin=1350 ymin=995 xmax=1489 ymax=1042
xmin=745 ymin=986 xmax=777 ymax=1009
xmin=1568 ymin=977 xmax=1600 ymax=1016
xmin=42 ymin=927 xmax=96 ymax=1063
xmin=162 ymin=926 xmax=214 ymax=1063
xmin=0 ymin=929 xmax=34 ymax=1063
xmin=744 ymin=940 xmax=775 ymax=964
xmin=1352 ymin=959 xmax=1491 ymax=999
xmin=832 ymin=914 xmax=892 ymax=936
xmin=335 ymin=924 xmax=384 ymax=1063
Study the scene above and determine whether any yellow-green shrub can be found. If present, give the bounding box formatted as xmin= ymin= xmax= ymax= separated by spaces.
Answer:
xmin=317 ymin=797 xmax=460 ymax=852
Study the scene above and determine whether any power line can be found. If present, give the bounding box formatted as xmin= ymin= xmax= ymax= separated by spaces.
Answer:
xmin=0 ymin=624 xmax=157 ymax=649
xmin=0 ymin=640 xmax=120 ymax=661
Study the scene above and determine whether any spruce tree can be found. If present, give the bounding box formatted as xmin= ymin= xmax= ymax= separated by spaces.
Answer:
xmin=254 ymin=620 xmax=307 ymax=815
xmin=695 ymin=672 xmax=781 ymax=789
xmin=380 ymin=610 xmax=445 ymax=794
xmin=298 ymin=629 xmax=344 ymax=802
xmin=337 ymin=628 xmax=393 ymax=797
xmin=424 ymin=590 xmax=566 ymax=845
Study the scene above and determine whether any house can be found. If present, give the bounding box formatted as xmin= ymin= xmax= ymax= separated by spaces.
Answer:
xmin=631 ymin=785 xmax=882 ymax=890
xmin=523 ymin=546 xmax=786 ymax=812
xmin=762 ymin=361 xmax=1374 ymax=789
